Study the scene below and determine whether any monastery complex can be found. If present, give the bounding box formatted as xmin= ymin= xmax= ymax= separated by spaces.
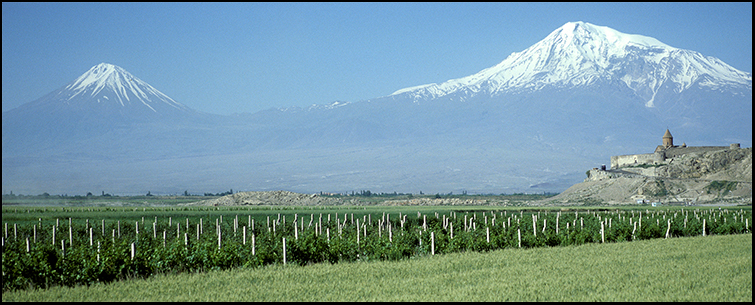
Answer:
xmin=610 ymin=129 xmax=741 ymax=169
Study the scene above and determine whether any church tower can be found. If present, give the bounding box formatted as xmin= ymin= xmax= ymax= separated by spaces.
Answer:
xmin=662 ymin=129 xmax=673 ymax=148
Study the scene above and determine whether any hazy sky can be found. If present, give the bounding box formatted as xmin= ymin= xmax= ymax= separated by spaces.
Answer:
xmin=2 ymin=2 xmax=752 ymax=115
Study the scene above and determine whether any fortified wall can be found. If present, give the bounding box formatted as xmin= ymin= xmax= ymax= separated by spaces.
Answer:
xmin=609 ymin=129 xmax=740 ymax=169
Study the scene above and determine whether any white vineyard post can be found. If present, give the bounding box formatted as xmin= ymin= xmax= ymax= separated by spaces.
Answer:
xmin=556 ymin=213 xmax=559 ymax=235
xmin=600 ymin=221 xmax=605 ymax=243
xmin=243 ymin=226 xmax=247 ymax=245
xmin=533 ymin=214 xmax=537 ymax=237
xmin=52 ymin=226 xmax=56 ymax=246
xmin=486 ymin=227 xmax=490 ymax=243
xmin=389 ymin=223 xmax=392 ymax=242
xmin=518 ymin=229 xmax=521 ymax=248
xmin=543 ymin=219 xmax=546 ymax=234
xmin=89 ymin=227 xmax=93 ymax=247
xmin=702 ymin=219 xmax=706 ymax=236
xmin=218 ymin=224 xmax=222 ymax=249
xmin=252 ymin=234 xmax=256 ymax=255
xmin=197 ymin=224 xmax=200 ymax=240
xmin=153 ymin=222 xmax=157 ymax=239
xmin=665 ymin=219 xmax=671 ymax=239
xmin=163 ymin=231 xmax=166 ymax=248
xmin=356 ymin=219 xmax=360 ymax=246
xmin=131 ymin=242 xmax=135 ymax=260
xmin=26 ymin=237 xmax=29 ymax=253
xmin=431 ymin=231 xmax=435 ymax=255
xmin=283 ymin=237 xmax=287 ymax=265
xmin=450 ymin=222 xmax=453 ymax=239
xmin=97 ymin=241 xmax=100 ymax=263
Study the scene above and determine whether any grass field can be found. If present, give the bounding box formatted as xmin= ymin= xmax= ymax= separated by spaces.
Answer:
xmin=3 ymin=233 xmax=750 ymax=301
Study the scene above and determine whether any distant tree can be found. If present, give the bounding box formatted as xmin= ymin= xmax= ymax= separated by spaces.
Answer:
xmin=146 ymin=191 xmax=153 ymax=196
xmin=86 ymin=192 xmax=93 ymax=197
xmin=184 ymin=190 xmax=189 ymax=196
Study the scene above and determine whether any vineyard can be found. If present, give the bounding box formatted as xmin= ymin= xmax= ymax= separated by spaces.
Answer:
xmin=2 ymin=206 xmax=752 ymax=291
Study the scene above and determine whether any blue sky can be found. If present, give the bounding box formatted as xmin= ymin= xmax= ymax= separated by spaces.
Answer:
xmin=2 ymin=2 xmax=752 ymax=115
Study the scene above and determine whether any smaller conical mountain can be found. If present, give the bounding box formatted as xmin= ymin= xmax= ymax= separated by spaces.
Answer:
xmin=2 ymin=63 xmax=202 ymax=158
xmin=7 ymin=63 xmax=194 ymax=120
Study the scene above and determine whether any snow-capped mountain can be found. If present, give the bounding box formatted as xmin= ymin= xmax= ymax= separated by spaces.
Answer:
xmin=61 ymin=63 xmax=191 ymax=113
xmin=391 ymin=21 xmax=752 ymax=108
xmin=7 ymin=63 xmax=194 ymax=121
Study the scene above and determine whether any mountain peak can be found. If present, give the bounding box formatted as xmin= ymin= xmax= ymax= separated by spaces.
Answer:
xmin=391 ymin=22 xmax=751 ymax=104
xmin=555 ymin=21 xmax=671 ymax=49
xmin=60 ymin=63 xmax=189 ymax=113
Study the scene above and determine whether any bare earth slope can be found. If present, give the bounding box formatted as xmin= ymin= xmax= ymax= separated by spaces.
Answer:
xmin=544 ymin=147 xmax=752 ymax=205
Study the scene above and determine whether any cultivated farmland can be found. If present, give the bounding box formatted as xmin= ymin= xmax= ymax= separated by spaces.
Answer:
xmin=2 ymin=204 xmax=751 ymax=294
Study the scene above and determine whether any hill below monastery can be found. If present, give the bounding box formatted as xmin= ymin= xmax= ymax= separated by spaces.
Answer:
xmin=543 ymin=146 xmax=752 ymax=205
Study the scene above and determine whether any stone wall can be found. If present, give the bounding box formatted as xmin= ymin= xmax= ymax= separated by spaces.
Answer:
xmin=610 ymin=153 xmax=659 ymax=169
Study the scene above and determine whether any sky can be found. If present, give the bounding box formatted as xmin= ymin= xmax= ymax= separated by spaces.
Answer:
xmin=2 ymin=2 xmax=752 ymax=115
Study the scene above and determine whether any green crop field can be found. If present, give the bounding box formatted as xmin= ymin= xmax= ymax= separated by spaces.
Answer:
xmin=2 ymin=200 xmax=752 ymax=301
xmin=3 ymin=233 xmax=751 ymax=301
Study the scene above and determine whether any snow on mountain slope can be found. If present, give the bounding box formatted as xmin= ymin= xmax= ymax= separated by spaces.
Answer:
xmin=391 ymin=21 xmax=752 ymax=107
xmin=59 ymin=63 xmax=191 ymax=113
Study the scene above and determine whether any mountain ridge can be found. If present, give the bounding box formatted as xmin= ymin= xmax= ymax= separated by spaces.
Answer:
xmin=2 ymin=22 xmax=751 ymax=196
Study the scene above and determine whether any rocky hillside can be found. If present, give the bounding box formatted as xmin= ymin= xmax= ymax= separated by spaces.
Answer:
xmin=543 ymin=147 xmax=752 ymax=205
xmin=183 ymin=190 xmax=352 ymax=206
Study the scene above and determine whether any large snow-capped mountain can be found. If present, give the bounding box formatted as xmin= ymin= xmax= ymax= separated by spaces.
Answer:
xmin=391 ymin=21 xmax=751 ymax=108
